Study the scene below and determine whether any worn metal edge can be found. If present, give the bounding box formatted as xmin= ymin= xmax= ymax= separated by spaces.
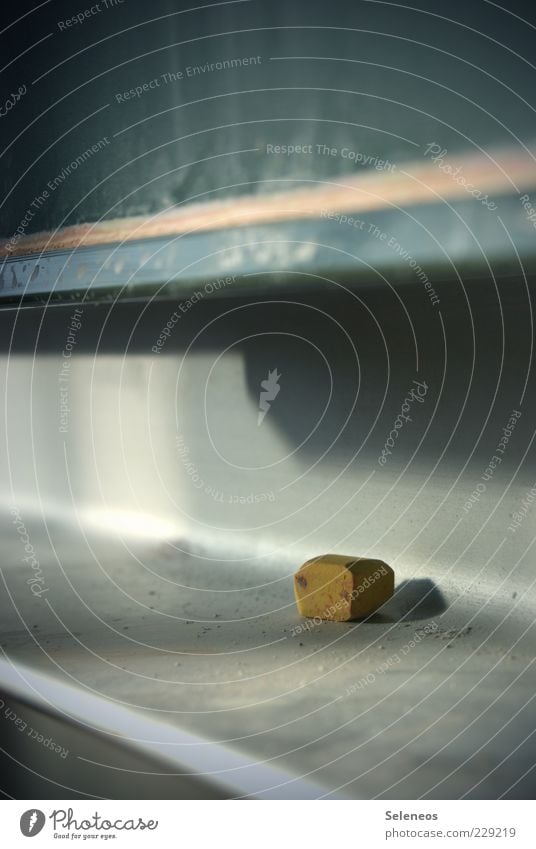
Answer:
xmin=0 ymin=194 xmax=534 ymax=306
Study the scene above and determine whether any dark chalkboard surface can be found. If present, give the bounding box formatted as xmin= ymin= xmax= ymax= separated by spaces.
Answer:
xmin=2 ymin=0 xmax=535 ymax=239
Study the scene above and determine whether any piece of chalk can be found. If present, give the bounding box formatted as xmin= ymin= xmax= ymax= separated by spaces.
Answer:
xmin=293 ymin=554 xmax=394 ymax=621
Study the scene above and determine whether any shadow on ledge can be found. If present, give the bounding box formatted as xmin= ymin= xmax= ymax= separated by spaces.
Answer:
xmin=372 ymin=578 xmax=448 ymax=623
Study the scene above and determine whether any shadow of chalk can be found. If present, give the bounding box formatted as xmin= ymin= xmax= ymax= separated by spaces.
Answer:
xmin=370 ymin=578 xmax=447 ymax=623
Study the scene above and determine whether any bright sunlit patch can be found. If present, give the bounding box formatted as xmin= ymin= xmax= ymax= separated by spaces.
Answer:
xmin=83 ymin=508 xmax=179 ymax=540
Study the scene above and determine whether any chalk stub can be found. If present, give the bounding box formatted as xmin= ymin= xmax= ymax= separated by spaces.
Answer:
xmin=294 ymin=554 xmax=394 ymax=621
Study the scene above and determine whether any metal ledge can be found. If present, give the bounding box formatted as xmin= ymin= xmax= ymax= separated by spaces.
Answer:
xmin=0 ymin=194 xmax=535 ymax=305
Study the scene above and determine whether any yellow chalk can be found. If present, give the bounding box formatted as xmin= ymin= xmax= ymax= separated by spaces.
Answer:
xmin=294 ymin=554 xmax=394 ymax=621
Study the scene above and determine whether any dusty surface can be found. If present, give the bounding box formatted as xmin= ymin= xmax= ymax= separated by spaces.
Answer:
xmin=1 ymin=516 xmax=535 ymax=799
